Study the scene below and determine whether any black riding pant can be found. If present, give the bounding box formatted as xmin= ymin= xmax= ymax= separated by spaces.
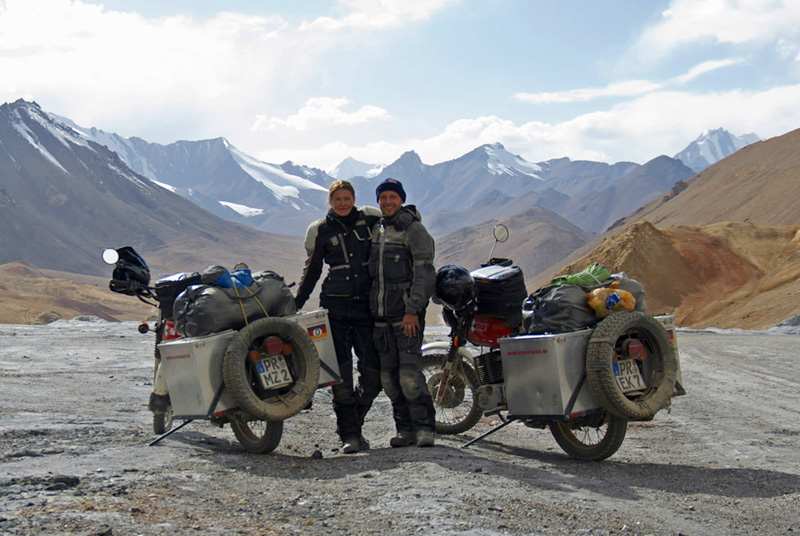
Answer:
xmin=328 ymin=305 xmax=382 ymax=441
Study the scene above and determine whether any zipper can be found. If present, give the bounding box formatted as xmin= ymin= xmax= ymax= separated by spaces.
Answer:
xmin=377 ymin=222 xmax=386 ymax=318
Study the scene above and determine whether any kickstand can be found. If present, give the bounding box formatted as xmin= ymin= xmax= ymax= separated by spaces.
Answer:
xmin=148 ymin=419 xmax=194 ymax=446
xmin=460 ymin=416 xmax=518 ymax=449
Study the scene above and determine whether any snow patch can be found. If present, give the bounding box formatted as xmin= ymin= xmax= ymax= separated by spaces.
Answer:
xmin=228 ymin=145 xmax=327 ymax=200
xmin=220 ymin=201 xmax=265 ymax=217
xmin=484 ymin=143 xmax=542 ymax=179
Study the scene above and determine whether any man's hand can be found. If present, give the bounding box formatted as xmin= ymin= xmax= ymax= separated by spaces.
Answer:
xmin=402 ymin=313 xmax=420 ymax=337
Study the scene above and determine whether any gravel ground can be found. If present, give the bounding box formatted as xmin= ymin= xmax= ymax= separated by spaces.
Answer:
xmin=1 ymin=318 xmax=799 ymax=536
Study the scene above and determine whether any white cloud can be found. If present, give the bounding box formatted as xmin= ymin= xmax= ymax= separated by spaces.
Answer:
xmin=253 ymin=97 xmax=391 ymax=131
xmin=515 ymin=59 xmax=742 ymax=107
xmin=277 ymin=83 xmax=800 ymax=170
xmin=515 ymin=80 xmax=663 ymax=104
xmin=638 ymin=0 xmax=800 ymax=55
xmin=671 ymin=58 xmax=743 ymax=83
xmin=300 ymin=0 xmax=459 ymax=30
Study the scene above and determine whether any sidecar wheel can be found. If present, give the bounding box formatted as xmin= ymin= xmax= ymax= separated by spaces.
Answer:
xmin=586 ymin=312 xmax=678 ymax=420
xmin=223 ymin=317 xmax=320 ymax=421
xmin=230 ymin=413 xmax=283 ymax=454
xmin=422 ymin=353 xmax=483 ymax=435
xmin=550 ymin=412 xmax=627 ymax=461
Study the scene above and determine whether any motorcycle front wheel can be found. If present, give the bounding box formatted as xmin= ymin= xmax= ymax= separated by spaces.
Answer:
xmin=229 ymin=413 xmax=284 ymax=454
xmin=422 ymin=353 xmax=483 ymax=435
xmin=549 ymin=412 xmax=627 ymax=461
xmin=153 ymin=404 xmax=173 ymax=435
xmin=152 ymin=328 xmax=173 ymax=434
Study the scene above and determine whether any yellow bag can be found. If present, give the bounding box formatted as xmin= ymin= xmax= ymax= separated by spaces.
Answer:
xmin=587 ymin=281 xmax=636 ymax=318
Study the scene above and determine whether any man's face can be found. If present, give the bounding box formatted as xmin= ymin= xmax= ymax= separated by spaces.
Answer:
xmin=378 ymin=190 xmax=403 ymax=218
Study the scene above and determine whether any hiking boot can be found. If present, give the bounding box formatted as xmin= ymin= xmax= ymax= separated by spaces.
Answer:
xmin=416 ymin=430 xmax=435 ymax=448
xmin=341 ymin=436 xmax=361 ymax=454
xmin=389 ymin=431 xmax=416 ymax=448
xmin=359 ymin=434 xmax=371 ymax=451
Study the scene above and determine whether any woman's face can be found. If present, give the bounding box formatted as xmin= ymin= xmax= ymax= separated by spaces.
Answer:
xmin=330 ymin=188 xmax=355 ymax=217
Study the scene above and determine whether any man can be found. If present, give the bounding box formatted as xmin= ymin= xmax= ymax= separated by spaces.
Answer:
xmin=368 ymin=178 xmax=437 ymax=447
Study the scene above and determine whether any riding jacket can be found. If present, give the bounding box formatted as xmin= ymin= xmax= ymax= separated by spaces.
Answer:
xmin=294 ymin=206 xmax=381 ymax=312
xmin=368 ymin=205 xmax=436 ymax=319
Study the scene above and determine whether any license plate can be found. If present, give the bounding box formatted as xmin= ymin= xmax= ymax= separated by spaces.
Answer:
xmin=613 ymin=359 xmax=646 ymax=394
xmin=255 ymin=354 xmax=293 ymax=390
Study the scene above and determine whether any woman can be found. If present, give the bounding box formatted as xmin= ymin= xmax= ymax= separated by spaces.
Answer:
xmin=294 ymin=180 xmax=382 ymax=453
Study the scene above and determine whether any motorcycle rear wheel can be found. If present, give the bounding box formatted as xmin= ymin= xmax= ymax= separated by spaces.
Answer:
xmin=549 ymin=412 xmax=627 ymax=461
xmin=422 ymin=353 xmax=483 ymax=435
xmin=229 ymin=413 xmax=283 ymax=454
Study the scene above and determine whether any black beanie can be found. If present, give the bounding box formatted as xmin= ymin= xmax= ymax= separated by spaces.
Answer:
xmin=375 ymin=178 xmax=406 ymax=203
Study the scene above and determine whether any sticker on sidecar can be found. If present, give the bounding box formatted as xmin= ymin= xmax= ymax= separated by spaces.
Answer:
xmin=255 ymin=354 xmax=293 ymax=389
xmin=613 ymin=358 xmax=646 ymax=394
xmin=307 ymin=323 xmax=328 ymax=341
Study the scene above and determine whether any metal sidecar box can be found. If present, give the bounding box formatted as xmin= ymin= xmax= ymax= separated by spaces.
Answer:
xmin=289 ymin=309 xmax=341 ymax=387
xmin=499 ymin=329 xmax=600 ymax=419
xmin=157 ymin=309 xmax=341 ymax=420
xmin=159 ymin=330 xmax=238 ymax=419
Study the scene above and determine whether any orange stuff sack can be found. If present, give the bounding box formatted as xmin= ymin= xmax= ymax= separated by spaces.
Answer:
xmin=587 ymin=281 xmax=636 ymax=318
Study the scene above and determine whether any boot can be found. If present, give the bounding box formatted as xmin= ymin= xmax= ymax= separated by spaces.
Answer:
xmin=341 ymin=436 xmax=361 ymax=454
xmin=359 ymin=434 xmax=371 ymax=451
xmin=389 ymin=430 xmax=416 ymax=448
xmin=416 ymin=430 xmax=435 ymax=448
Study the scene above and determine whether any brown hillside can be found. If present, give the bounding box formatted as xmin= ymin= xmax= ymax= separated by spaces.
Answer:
xmin=615 ymin=128 xmax=800 ymax=229
xmin=0 ymin=262 xmax=153 ymax=323
xmin=557 ymin=221 xmax=800 ymax=329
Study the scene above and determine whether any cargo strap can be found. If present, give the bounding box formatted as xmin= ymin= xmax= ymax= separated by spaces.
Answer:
xmin=232 ymin=284 xmax=269 ymax=325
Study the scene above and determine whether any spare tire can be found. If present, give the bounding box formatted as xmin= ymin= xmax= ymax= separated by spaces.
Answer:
xmin=223 ymin=317 xmax=320 ymax=421
xmin=585 ymin=312 xmax=677 ymax=420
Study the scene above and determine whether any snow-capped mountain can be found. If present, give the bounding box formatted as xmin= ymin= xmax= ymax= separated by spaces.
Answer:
xmin=17 ymin=99 xmax=749 ymax=238
xmin=674 ymin=128 xmax=760 ymax=172
xmin=328 ymin=157 xmax=384 ymax=180
xmin=57 ymin=116 xmax=332 ymax=233
xmin=0 ymin=99 xmax=302 ymax=276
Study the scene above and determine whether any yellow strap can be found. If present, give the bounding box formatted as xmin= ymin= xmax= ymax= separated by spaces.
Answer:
xmin=232 ymin=285 xmax=249 ymax=325
xmin=233 ymin=283 xmax=270 ymax=324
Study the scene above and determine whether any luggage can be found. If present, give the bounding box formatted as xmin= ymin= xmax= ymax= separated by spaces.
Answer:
xmin=470 ymin=264 xmax=528 ymax=328
xmin=522 ymin=284 xmax=598 ymax=334
xmin=154 ymin=272 xmax=201 ymax=318
xmin=522 ymin=271 xmax=647 ymax=334
xmin=173 ymin=269 xmax=297 ymax=338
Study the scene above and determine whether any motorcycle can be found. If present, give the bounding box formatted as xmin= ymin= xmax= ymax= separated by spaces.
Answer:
xmin=103 ymin=246 xmax=337 ymax=454
xmin=422 ymin=225 xmax=685 ymax=461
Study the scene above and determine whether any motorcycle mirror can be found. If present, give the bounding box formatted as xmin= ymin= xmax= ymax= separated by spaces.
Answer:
xmin=102 ymin=248 xmax=119 ymax=265
xmin=493 ymin=224 xmax=509 ymax=243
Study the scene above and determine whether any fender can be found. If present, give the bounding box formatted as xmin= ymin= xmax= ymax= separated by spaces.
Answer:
xmin=421 ymin=340 xmax=474 ymax=359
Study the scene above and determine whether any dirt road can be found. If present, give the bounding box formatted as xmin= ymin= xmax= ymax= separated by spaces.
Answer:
xmin=1 ymin=319 xmax=798 ymax=535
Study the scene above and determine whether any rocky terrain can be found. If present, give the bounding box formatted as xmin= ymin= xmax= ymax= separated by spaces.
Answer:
xmin=1 ymin=318 xmax=798 ymax=536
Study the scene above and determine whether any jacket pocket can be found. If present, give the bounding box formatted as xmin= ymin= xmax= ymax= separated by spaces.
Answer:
xmin=383 ymin=248 xmax=412 ymax=282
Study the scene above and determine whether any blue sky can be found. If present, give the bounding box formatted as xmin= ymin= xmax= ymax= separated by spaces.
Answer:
xmin=2 ymin=0 xmax=799 ymax=170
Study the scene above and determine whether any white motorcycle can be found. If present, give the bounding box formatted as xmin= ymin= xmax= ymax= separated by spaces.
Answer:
xmin=103 ymin=246 xmax=338 ymax=454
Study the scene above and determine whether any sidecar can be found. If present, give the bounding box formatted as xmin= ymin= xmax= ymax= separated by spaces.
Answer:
xmin=499 ymin=312 xmax=685 ymax=422
xmin=154 ymin=309 xmax=340 ymax=453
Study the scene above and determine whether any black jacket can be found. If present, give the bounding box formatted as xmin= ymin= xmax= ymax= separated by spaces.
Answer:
xmin=368 ymin=205 xmax=436 ymax=319
xmin=295 ymin=206 xmax=381 ymax=312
